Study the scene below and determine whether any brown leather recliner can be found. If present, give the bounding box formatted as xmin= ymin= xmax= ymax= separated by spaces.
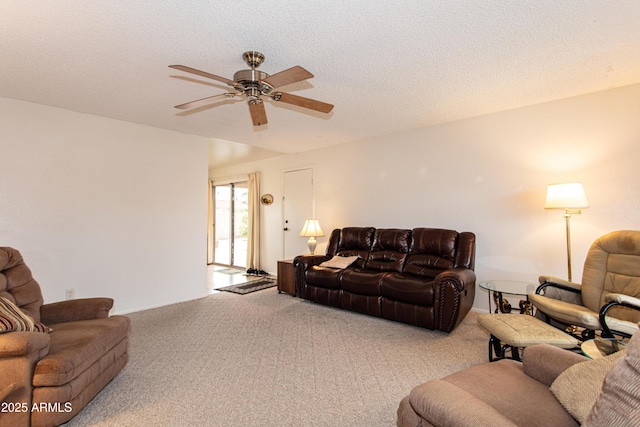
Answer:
xmin=294 ymin=227 xmax=476 ymax=332
xmin=0 ymin=247 xmax=130 ymax=427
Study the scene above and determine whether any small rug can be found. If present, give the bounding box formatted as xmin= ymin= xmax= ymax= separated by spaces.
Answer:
xmin=216 ymin=278 xmax=276 ymax=295
xmin=216 ymin=268 xmax=245 ymax=275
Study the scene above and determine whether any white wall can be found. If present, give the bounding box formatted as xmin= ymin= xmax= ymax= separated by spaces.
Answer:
xmin=0 ymin=98 xmax=209 ymax=313
xmin=211 ymin=83 xmax=640 ymax=312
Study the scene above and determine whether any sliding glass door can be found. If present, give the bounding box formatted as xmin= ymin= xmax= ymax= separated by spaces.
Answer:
xmin=213 ymin=182 xmax=248 ymax=268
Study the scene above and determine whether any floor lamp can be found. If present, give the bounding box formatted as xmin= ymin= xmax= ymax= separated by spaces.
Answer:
xmin=545 ymin=183 xmax=589 ymax=282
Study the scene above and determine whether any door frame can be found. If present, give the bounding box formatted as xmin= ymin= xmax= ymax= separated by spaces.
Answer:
xmin=282 ymin=165 xmax=316 ymax=259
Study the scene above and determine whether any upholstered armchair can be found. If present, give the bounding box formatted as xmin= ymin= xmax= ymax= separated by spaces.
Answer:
xmin=0 ymin=247 xmax=130 ymax=427
xmin=528 ymin=230 xmax=640 ymax=339
xmin=398 ymin=328 xmax=640 ymax=426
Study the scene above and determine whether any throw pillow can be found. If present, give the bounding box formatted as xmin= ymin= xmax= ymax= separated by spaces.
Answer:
xmin=0 ymin=297 xmax=51 ymax=333
xmin=550 ymin=348 xmax=626 ymax=423
xmin=584 ymin=329 xmax=640 ymax=426
xmin=319 ymin=255 xmax=360 ymax=269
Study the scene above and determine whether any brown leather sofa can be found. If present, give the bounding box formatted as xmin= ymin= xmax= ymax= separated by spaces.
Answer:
xmin=0 ymin=247 xmax=130 ymax=427
xmin=294 ymin=227 xmax=476 ymax=332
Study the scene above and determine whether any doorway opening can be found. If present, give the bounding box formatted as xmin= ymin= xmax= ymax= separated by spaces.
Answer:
xmin=213 ymin=181 xmax=248 ymax=268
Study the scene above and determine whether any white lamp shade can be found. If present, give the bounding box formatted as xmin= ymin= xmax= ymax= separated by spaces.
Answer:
xmin=299 ymin=219 xmax=325 ymax=237
xmin=545 ymin=183 xmax=589 ymax=209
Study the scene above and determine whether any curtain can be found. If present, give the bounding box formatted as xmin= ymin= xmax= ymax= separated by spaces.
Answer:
xmin=207 ymin=180 xmax=214 ymax=264
xmin=246 ymin=172 xmax=261 ymax=270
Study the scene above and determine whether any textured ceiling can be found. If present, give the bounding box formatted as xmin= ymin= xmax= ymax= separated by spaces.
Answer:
xmin=2 ymin=1 xmax=640 ymax=167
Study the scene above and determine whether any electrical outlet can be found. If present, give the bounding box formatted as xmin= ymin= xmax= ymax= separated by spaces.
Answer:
xmin=65 ymin=289 xmax=75 ymax=300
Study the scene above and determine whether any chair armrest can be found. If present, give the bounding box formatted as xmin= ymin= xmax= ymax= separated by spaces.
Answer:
xmin=522 ymin=343 xmax=587 ymax=387
xmin=605 ymin=293 xmax=640 ymax=309
xmin=0 ymin=331 xmax=50 ymax=358
xmin=536 ymin=275 xmax=582 ymax=294
xmin=600 ymin=293 xmax=640 ymax=338
xmin=0 ymin=332 xmax=51 ymax=426
xmin=406 ymin=378 xmax=518 ymax=427
xmin=40 ymin=297 xmax=114 ymax=324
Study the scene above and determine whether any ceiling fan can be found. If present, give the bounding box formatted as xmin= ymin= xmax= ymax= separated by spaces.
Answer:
xmin=169 ymin=51 xmax=334 ymax=126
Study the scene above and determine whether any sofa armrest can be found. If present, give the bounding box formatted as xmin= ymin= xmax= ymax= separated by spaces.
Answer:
xmin=434 ymin=268 xmax=476 ymax=332
xmin=293 ymin=254 xmax=332 ymax=296
xmin=294 ymin=254 xmax=331 ymax=270
xmin=40 ymin=297 xmax=114 ymax=324
xmin=522 ymin=343 xmax=587 ymax=387
xmin=436 ymin=267 xmax=476 ymax=292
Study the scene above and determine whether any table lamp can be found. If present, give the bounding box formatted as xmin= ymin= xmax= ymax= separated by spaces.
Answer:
xmin=299 ymin=219 xmax=324 ymax=254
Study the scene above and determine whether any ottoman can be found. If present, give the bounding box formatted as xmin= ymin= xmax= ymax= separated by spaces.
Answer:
xmin=478 ymin=313 xmax=578 ymax=361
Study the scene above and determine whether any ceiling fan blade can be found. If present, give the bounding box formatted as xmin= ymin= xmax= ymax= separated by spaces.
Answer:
xmin=174 ymin=93 xmax=237 ymax=110
xmin=273 ymin=92 xmax=334 ymax=113
xmin=262 ymin=66 xmax=313 ymax=89
xmin=249 ymin=101 xmax=268 ymax=126
xmin=169 ymin=65 xmax=236 ymax=86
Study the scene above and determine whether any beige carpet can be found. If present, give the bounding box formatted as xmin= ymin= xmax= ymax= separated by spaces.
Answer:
xmin=65 ymin=289 xmax=489 ymax=426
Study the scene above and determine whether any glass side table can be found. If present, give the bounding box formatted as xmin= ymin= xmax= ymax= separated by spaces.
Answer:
xmin=479 ymin=280 xmax=537 ymax=314
xmin=582 ymin=337 xmax=627 ymax=359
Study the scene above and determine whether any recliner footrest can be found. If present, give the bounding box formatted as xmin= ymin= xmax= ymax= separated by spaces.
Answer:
xmin=478 ymin=313 xmax=578 ymax=361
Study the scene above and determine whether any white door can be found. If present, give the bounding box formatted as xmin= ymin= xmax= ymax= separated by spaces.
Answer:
xmin=283 ymin=168 xmax=314 ymax=259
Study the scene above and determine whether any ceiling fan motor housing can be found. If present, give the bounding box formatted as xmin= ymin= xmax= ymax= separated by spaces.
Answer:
xmin=233 ymin=69 xmax=273 ymax=94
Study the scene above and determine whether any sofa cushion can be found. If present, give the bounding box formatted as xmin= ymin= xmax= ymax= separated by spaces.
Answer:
xmin=336 ymin=227 xmax=375 ymax=267
xmin=365 ymin=229 xmax=411 ymax=272
xmin=380 ymin=273 xmax=435 ymax=305
xmin=403 ymin=229 xmax=457 ymax=277
xmin=33 ymin=315 xmax=131 ymax=387
xmin=372 ymin=228 xmax=411 ymax=252
xmin=338 ymin=227 xmax=375 ymax=250
xmin=306 ymin=266 xmax=344 ymax=289
xmin=550 ymin=348 xmax=626 ymax=423
xmin=340 ymin=269 xmax=386 ymax=295
xmin=366 ymin=251 xmax=408 ymax=272
xmin=0 ymin=297 xmax=51 ymax=333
